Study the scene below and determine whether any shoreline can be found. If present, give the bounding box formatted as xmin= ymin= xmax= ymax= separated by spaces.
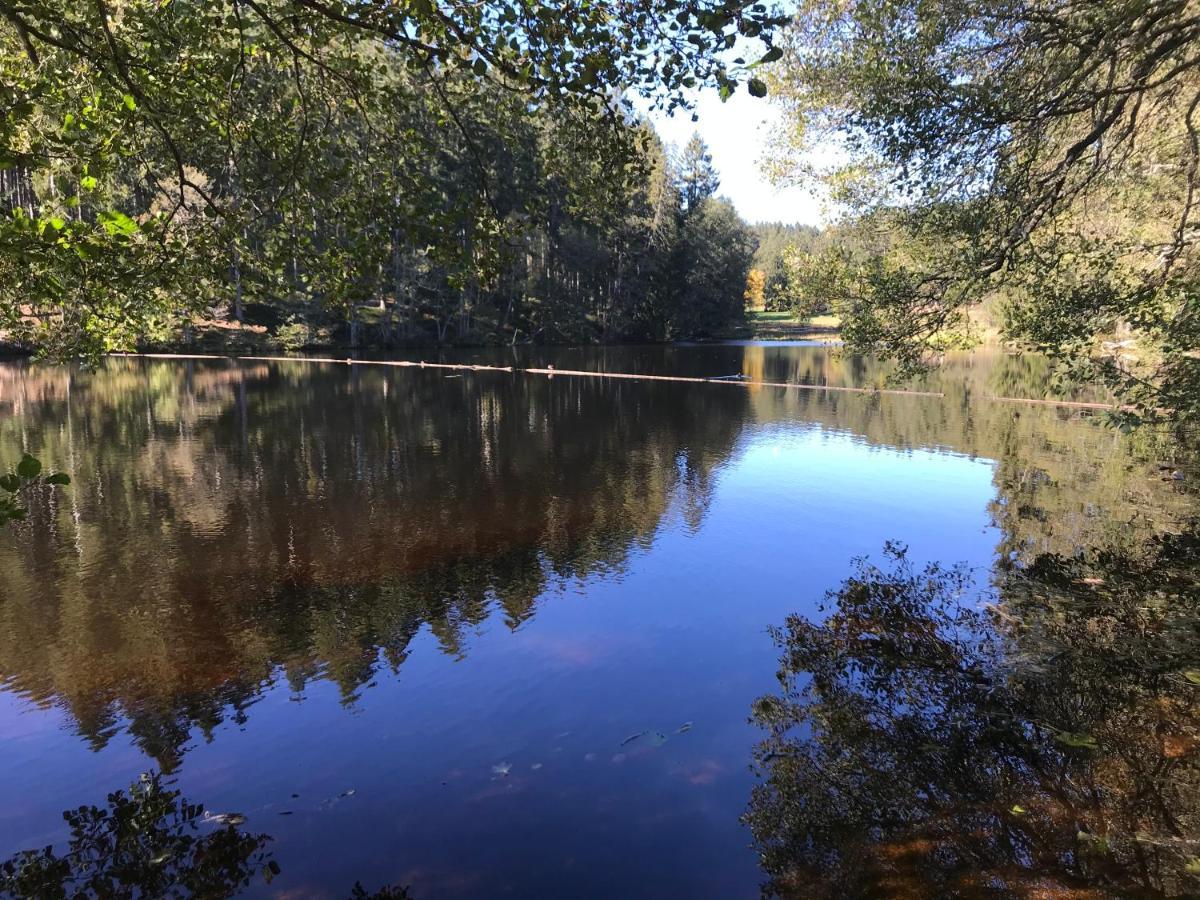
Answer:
xmin=1 ymin=320 xmax=844 ymax=360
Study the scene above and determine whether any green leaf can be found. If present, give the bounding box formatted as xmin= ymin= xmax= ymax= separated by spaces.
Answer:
xmin=748 ymin=79 xmax=768 ymax=98
xmin=16 ymin=454 xmax=42 ymax=479
xmin=0 ymin=474 xmax=19 ymax=492
xmin=98 ymin=210 xmax=138 ymax=237
xmin=1183 ymin=670 xmax=1200 ymax=685
xmin=122 ymin=93 xmax=137 ymax=110
xmin=760 ymin=47 xmax=784 ymax=64
xmin=80 ymin=175 xmax=98 ymax=191
xmin=45 ymin=472 xmax=71 ymax=485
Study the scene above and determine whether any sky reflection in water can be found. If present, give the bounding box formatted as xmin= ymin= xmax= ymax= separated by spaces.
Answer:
xmin=0 ymin=345 xmax=1189 ymax=897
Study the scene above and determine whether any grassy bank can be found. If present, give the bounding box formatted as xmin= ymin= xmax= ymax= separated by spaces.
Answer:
xmin=723 ymin=311 xmax=843 ymax=341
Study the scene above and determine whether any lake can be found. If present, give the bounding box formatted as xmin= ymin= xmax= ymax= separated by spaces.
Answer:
xmin=0 ymin=343 xmax=1196 ymax=897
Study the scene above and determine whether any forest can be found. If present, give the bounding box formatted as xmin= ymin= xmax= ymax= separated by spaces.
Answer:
xmin=0 ymin=1 xmax=768 ymax=357
xmin=4 ymin=1 xmax=1199 ymax=426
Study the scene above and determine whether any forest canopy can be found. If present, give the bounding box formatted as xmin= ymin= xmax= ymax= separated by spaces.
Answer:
xmin=0 ymin=0 xmax=775 ymax=355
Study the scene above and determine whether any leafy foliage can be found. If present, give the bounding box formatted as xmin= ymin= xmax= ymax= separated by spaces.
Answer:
xmin=743 ymin=267 xmax=766 ymax=310
xmin=0 ymin=452 xmax=68 ymax=525
xmin=769 ymin=0 xmax=1200 ymax=423
xmin=0 ymin=771 xmax=418 ymax=898
xmin=1 ymin=0 xmax=779 ymax=357
xmin=671 ymin=196 xmax=757 ymax=337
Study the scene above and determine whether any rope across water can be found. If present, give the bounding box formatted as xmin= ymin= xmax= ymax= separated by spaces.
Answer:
xmin=108 ymin=353 xmax=1121 ymax=411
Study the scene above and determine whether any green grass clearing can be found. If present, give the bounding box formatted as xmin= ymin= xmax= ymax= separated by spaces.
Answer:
xmin=747 ymin=311 xmax=842 ymax=329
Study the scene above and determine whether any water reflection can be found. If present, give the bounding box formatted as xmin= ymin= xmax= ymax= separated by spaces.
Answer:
xmin=0 ymin=351 xmax=1189 ymax=765
xmin=0 ymin=357 xmax=747 ymax=769
xmin=0 ymin=345 xmax=1194 ymax=895
xmin=0 ymin=774 xmax=409 ymax=899
xmin=1 ymin=773 xmax=274 ymax=898
xmin=747 ymin=527 xmax=1200 ymax=897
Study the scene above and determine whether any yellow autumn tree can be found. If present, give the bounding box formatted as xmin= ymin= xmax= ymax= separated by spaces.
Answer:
xmin=743 ymin=268 xmax=766 ymax=311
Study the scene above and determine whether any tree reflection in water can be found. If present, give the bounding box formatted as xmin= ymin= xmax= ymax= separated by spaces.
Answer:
xmin=1 ymin=773 xmax=273 ymax=899
xmin=746 ymin=529 xmax=1200 ymax=898
xmin=0 ymin=352 xmax=1187 ymax=773
xmin=0 ymin=774 xmax=408 ymax=899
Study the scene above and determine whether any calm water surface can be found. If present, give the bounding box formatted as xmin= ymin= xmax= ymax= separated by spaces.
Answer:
xmin=0 ymin=344 xmax=1194 ymax=897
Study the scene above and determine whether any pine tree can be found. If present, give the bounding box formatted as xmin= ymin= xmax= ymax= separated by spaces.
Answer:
xmin=677 ymin=133 xmax=720 ymax=214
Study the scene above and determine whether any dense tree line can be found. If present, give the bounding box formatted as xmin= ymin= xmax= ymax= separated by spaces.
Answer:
xmin=7 ymin=0 xmax=1200 ymax=425
xmin=749 ymin=221 xmax=822 ymax=311
xmin=0 ymin=1 xmax=772 ymax=356
xmin=748 ymin=220 xmax=881 ymax=318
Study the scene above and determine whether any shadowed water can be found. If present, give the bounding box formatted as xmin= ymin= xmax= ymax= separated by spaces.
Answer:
xmin=0 ymin=344 xmax=1193 ymax=897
